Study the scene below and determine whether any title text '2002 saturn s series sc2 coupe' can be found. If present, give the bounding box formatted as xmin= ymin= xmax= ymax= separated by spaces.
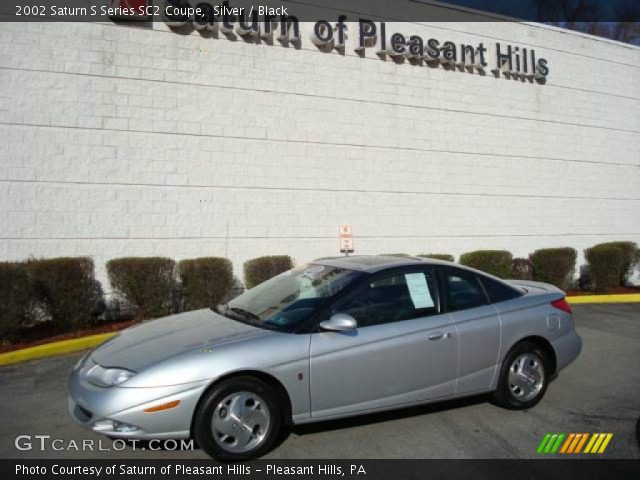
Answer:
xmin=69 ymin=256 xmax=582 ymax=460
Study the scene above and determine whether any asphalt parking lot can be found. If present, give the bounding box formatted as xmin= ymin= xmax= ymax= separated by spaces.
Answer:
xmin=1 ymin=304 xmax=638 ymax=459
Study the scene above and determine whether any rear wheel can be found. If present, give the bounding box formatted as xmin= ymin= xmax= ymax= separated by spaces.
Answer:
xmin=492 ymin=341 xmax=549 ymax=410
xmin=193 ymin=376 xmax=281 ymax=461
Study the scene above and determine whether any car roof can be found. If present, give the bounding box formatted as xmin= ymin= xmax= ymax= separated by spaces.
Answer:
xmin=311 ymin=255 xmax=453 ymax=273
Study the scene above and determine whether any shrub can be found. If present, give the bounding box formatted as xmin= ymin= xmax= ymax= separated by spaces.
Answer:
xmin=178 ymin=257 xmax=234 ymax=310
xmin=577 ymin=264 xmax=591 ymax=291
xmin=418 ymin=254 xmax=455 ymax=262
xmin=0 ymin=262 xmax=31 ymax=341
xmin=28 ymin=257 xmax=102 ymax=331
xmin=511 ymin=258 xmax=533 ymax=280
xmin=107 ymin=257 xmax=176 ymax=320
xmin=223 ymin=276 xmax=246 ymax=303
xmin=592 ymin=241 xmax=639 ymax=286
xmin=243 ymin=255 xmax=294 ymax=289
xmin=584 ymin=245 xmax=624 ymax=292
xmin=459 ymin=250 xmax=513 ymax=278
xmin=530 ymin=247 xmax=577 ymax=290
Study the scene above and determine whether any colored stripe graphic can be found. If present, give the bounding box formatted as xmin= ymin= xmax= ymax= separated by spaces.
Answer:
xmin=560 ymin=433 xmax=575 ymax=453
xmin=537 ymin=433 xmax=566 ymax=454
xmin=585 ymin=433 xmax=614 ymax=453
xmin=537 ymin=434 xmax=552 ymax=454
xmin=584 ymin=433 xmax=599 ymax=453
xmin=539 ymin=433 xmax=613 ymax=454
xmin=590 ymin=434 xmax=606 ymax=453
xmin=574 ymin=433 xmax=589 ymax=453
xmin=550 ymin=433 xmax=565 ymax=453
xmin=567 ymin=433 xmax=583 ymax=453
xmin=544 ymin=433 xmax=559 ymax=453
xmin=597 ymin=434 xmax=613 ymax=453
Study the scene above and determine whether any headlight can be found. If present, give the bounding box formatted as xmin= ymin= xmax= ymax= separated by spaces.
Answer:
xmin=86 ymin=364 xmax=136 ymax=387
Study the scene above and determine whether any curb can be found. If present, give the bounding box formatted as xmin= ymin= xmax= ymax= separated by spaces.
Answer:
xmin=0 ymin=294 xmax=639 ymax=367
xmin=566 ymin=294 xmax=640 ymax=304
xmin=0 ymin=332 xmax=115 ymax=367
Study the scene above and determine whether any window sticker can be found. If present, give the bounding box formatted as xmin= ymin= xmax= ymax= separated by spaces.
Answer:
xmin=405 ymin=273 xmax=435 ymax=309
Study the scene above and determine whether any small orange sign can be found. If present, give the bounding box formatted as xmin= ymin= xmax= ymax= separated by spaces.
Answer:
xmin=339 ymin=226 xmax=352 ymax=237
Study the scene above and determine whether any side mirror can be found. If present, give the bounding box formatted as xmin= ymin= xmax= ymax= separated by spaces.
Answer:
xmin=319 ymin=313 xmax=357 ymax=332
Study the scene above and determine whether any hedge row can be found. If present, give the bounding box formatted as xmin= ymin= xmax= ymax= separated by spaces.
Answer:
xmin=530 ymin=248 xmax=577 ymax=291
xmin=243 ymin=255 xmax=294 ymax=289
xmin=1 ymin=242 xmax=637 ymax=341
xmin=456 ymin=242 xmax=637 ymax=291
xmin=107 ymin=257 xmax=178 ymax=320
xmin=0 ymin=257 xmax=102 ymax=342
xmin=107 ymin=255 xmax=294 ymax=319
xmin=585 ymin=244 xmax=626 ymax=292
xmin=0 ymin=263 xmax=32 ymax=341
xmin=380 ymin=242 xmax=638 ymax=290
xmin=459 ymin=250 xmax=513 ymax=278
xmin=179 ymin=257 xmax=235 ymax=311
xmin=593 ymin=241 xmax=639 ymax=286
xmin=0 ymin=254 xmax=294 ymax=341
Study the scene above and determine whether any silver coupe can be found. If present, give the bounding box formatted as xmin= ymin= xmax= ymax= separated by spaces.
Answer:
xmin=68 ymin=255 xmax=582 ymax=460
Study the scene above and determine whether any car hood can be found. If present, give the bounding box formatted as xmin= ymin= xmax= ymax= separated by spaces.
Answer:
xmin=90 ymin=308 xmax=272 ymax=372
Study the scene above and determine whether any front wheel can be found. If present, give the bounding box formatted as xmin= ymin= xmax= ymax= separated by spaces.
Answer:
xmin=193 ymin=376 xmax=281 ymax=461
xmin=492 ymin=341 xmax=549 ymax=410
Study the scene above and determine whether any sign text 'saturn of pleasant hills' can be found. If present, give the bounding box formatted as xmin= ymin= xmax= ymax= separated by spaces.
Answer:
xmin=102 ymin=0 xmax=551 ymax=81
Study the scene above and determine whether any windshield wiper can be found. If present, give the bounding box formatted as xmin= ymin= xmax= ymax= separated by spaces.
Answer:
xmin=213 ymin=304 xmax=277 ymax=329
xmin=228 ymin=306 xmax=261 ymax=322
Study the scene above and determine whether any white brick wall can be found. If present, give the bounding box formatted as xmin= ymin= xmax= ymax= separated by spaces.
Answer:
xmin=1 ymin=9 xmax=639 ymax=288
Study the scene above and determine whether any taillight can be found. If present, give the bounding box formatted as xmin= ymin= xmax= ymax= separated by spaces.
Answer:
xmin=551 ymin=297 xmax=572 ymax=314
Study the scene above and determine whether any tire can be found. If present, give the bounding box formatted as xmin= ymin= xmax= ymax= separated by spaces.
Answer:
xmin=492 ymin=341 xmax=550 ymax=410
xmin=193 ymin=376 xmax=282 ymax=461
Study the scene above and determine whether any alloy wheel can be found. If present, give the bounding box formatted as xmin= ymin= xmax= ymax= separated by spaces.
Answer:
xmin=508 ymin=353 xmax=545 ymax=402
xmin=211 ymin=391 xmax=271 ymax=453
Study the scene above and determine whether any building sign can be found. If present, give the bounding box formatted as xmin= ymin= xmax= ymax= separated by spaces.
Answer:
xmin=353 ymin=20 xmax=549 ymax=79
xmin=339 ymin=226 xmax=354 ymax=254
xmin=136 ymin=0 xmax=550 ymax=81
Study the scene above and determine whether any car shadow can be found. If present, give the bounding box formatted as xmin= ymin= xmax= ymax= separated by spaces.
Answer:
xmin=122 ymin=394 xmax=504 ymax=457
xmin=273 ymin=375 xmax=562 ymax=451
xmin=273 ymin=393 xmax=491 ymax=448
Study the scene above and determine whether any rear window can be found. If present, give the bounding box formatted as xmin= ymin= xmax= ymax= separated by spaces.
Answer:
xmin=479 ymin=276 xmax=523 ymax=304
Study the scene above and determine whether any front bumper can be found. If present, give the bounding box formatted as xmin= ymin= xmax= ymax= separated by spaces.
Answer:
xmin=68 ymin=358 xmax=209 ymax=440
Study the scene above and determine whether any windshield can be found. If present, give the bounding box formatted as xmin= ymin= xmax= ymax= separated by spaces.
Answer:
xmin=218 ymin=264 xmax=362 ymax=332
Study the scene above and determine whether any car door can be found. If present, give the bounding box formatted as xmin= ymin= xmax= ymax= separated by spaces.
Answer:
xmin=309 ymin=267 xmax=458 ymax=419
xmin=439 ymin=266 xmax=501 ymax=394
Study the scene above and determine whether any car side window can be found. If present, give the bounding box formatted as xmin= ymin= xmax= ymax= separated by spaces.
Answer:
xmin=442 ymin=268 xmax=488 ymax=312
xmin=479 ymin=276 xmax=523 ymax=304
xmin=331 ymin=270 xmax=438 ymax=328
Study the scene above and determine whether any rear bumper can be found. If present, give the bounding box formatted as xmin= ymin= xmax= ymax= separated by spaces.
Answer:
xmin=552 ymin=330 xmax=582 ymax=372
xmin=68 ymin=362 xmax=208 ymax=440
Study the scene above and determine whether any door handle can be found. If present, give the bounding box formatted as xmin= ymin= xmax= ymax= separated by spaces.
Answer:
xmin=428 ymin=332 xmax=445 ymax=341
